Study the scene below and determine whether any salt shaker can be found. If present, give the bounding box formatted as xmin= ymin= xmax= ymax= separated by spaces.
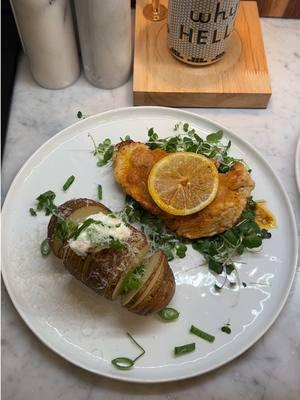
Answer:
xmin=11 ymin=0 xmax=80 ymax=89
xmin=74 ymin=0 xmax=132 ymax=89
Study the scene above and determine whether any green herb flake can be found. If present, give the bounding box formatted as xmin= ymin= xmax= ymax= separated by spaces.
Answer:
xmin=122 ymin=266 xmax=144 ymax=293
xmin=158 ymin=307 xmax=179 ymax=322
xmin=98 ymin=184 xmax=103 ymax=200
xmin=63 ymin=175 xmax=75 ymax=191
xmin=77 ymin=111 xmax=82 ymax=119
xmin=110 ymin=239 xmax=126 ymax=249
xmin=176 ymin=244 xmax=187 ymax=258
xmin=183 ymin=122 xmax=189 ymax=132
xmin=40 ymin=238 xmax=51 ymax=257
xmin=190 ymin=325 xmax=215 ymax=343
xmin=242 ymin=282 xmax=247 ymax=287
xmin=174 ymin=343 xmax=195 ymax=356
xmin=29 ymin=208 xmax=37 ymax=216
xmin=35 ymin=190 xmax=57 ymax=216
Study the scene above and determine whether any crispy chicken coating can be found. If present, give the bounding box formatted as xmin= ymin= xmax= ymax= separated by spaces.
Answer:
xmin=113 ymin=141 xmax=255 ymax=239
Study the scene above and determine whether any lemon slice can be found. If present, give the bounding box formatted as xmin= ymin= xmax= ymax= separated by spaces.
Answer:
xmin=148 ymin=152 xmax=219 ymax=215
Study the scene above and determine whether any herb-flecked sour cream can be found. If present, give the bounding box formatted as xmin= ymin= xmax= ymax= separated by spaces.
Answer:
xmin=68 ymin=213 xmax=131 ymax=256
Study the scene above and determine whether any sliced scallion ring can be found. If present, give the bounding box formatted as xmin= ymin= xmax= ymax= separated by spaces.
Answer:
xmin=158 ymin=307 xmax=179 ymax=321
xmin=111 ymin=357 xmax=134 ymax=370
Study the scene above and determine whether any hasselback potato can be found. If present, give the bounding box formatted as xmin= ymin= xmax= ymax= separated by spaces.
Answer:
xmin=48 ymin=198 xmax=175 ymax=315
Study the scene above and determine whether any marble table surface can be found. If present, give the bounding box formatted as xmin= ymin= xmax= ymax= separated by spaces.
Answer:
xmin=2 ymin=17 xmax=300 ymax=400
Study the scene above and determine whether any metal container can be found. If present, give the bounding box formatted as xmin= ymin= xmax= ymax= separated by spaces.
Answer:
xmin=167 ymin=0 xmax=240 ymax=65
xmin=74 ymin=0 xmax=132 ymax=89
xmin=11 ymin=0 xmax=80 ymax=89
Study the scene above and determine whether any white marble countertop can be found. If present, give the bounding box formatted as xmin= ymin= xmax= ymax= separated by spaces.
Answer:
xmin=2 ymin=17 xmax=300 ymax=400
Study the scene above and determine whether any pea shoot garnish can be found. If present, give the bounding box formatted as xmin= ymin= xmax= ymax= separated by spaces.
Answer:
xmin=89 ymin=134 xmax=114 ymax=167
xmin=192 ymin=197 xmax=272 ymax=289
xmin=98 ymin=184 xmax=103 ymax=200
xmin=63 ymin=175 xmax=75 ymax=191
xmin=111 ymin=332 xmax=145 ymax=370
xmin=174 ymin=343 xmax=195 ymax=356
xmin=40 ymin=238 xmax=51 ymax=257
xmin=190 ymin=325 xmax=215 ymax=343
xmin=158 ymin=307 xmax=179 ymax=322
xmin=221 ymin=323 xmax=232 ymax=334
xmin=120 ymin=196 xmax=189 ymax=261
xmin=146 ymin=123 xmax=241 ymax=173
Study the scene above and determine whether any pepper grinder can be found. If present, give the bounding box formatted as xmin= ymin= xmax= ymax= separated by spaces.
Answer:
xmin=11 ymin=0 xmax=80 ymax=89
xmin=74 ymin=0 xmax=132 ymax=89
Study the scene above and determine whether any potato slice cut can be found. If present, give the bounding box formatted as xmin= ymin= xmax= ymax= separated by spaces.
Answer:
xmin=121 ymin=251 xmax=164 ymax=306
xmin=134 ymin=257 xmax=175 ymax=315
xmin=124 ymin=251 xmax=175 ymax=315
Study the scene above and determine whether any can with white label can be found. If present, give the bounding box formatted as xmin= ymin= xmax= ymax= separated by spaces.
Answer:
xmin=167 ymin=0 xmax=240 ymax=65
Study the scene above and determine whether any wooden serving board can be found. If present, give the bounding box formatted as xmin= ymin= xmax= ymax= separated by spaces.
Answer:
xmin=251 ymin=0 xmax=300 ymax=18
xmin=133 ymin=0 xmax=272 ymax=108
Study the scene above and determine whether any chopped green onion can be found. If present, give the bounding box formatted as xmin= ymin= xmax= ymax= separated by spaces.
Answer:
xmin=221 ymin=325 xmax=232 ymax=334
xmin=29 ymin=208 xmax=37 ymax=216
xmin=174 ymin=343 xmax=195 ymax=356
xmin=63 ymin=175 xmax=75 ymax=191
xmin=77 ymin=111 xmax=82 ymax=119
xmin=72 ymin=218 xmax=97 ymax=240
xmin=111 ymin=332 xmax=145 ymax=370
xmin=190 ymin=325 xmax=215 ymax=343
xmin=40 ymin=239 xmax=51 ymax=257
xmin=111 ymin=357 xmax=134 ymax=370
xmin=98 ymin=184 xmax=103 ymax=200
xmin=158 ymin=307 xmax=179 ymax=322
xmin=242 ymin=282 xmax=247 ymax=287
xmin=110 ymin=239 xmax=126 ymax=249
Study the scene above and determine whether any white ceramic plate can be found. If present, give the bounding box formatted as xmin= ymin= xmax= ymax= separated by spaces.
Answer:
xmin=296 ymin=135 xmax=300 ymax=194
xmin=2 ymin=107 xmax=297 ymax=383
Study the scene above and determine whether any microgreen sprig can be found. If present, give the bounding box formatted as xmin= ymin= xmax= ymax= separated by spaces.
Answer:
xmin=119 ymin=196 xmax=188 ymax=261
xmin=146 ymin=123 xmax=242 ymax=173
xmin=89 ymin=134 xmax=115 ymax=167
xmin=192 ymin=197 xmax=272 ymax=287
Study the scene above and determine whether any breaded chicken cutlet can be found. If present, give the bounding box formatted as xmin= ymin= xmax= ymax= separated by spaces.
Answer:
xmin=113 ymin=141 xmax=255 ymax=239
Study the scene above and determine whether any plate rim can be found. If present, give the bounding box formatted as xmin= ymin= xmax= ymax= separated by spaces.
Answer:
xmin=295 ymin=135 xmax=300 ymax=194
xmin=2 ymin=106 xmax=298 ymax=383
